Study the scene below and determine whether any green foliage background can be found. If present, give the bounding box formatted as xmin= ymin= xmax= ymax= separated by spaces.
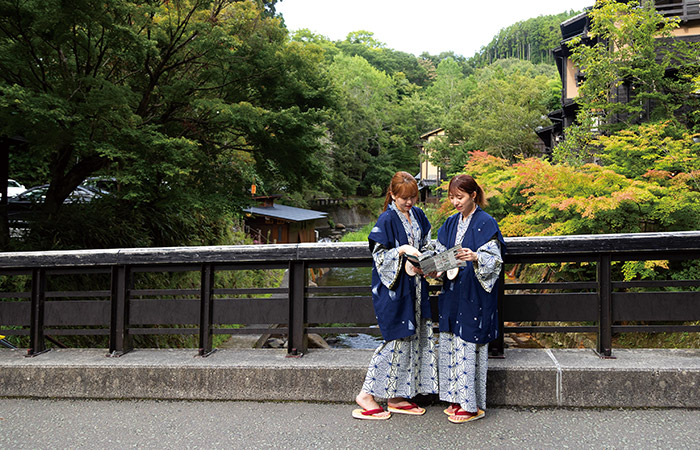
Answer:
xmin=2 ymin=1 xmax=699 ymax=349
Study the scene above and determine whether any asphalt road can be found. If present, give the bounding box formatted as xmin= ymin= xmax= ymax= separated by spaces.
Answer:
xmin=1 ymin=398 xmax=699 ymax=449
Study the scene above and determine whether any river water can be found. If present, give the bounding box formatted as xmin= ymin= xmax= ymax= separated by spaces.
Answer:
xmin=314 ymin=265 xmax=384 ymax=349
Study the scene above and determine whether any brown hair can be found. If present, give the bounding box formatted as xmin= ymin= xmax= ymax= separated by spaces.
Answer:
xmin=383 ymin=171 xmax=419 ymax=211
xmin=448 ymin=174 xmax=487 ymax=207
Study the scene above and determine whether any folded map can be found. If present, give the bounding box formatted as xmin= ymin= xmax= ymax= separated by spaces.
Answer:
xmin=405 ymin=245 xmax=467 ymax=273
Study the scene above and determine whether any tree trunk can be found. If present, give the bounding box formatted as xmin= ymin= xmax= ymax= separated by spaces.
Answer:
xmin=0 ymin=140 xmax=9 ymax=250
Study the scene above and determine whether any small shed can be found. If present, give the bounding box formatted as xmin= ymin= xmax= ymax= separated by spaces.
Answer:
xmin=244 ymin=195 xmax=327 ymax=244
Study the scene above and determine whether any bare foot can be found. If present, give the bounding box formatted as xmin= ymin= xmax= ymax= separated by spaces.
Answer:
xmin=443 ymin=403 xmax=460 ymax=415
xmin=387 ymin=397 xmax=425 ymax=415
xmin=386 ymin=397 xmax=425 ymax=415
xmin=355 ymin=392 xmax=390 ymax=418
xmin=387 ymin=397 xmax=411 ymax=409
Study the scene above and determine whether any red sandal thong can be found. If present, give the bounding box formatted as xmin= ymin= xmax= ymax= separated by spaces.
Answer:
xmin=448 ymin=408 xmax=485 ymax=424
xmin=387 ymin=402 xmax=426 ymax=416
xmin=443 ymin=403 xmax=461 ymax=415
xmin=352 ymin=407 xmax=391 ymax=420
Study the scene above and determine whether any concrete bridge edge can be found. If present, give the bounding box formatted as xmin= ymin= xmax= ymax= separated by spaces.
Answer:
xmin=1 ymin=348 xmax=699 ymax=408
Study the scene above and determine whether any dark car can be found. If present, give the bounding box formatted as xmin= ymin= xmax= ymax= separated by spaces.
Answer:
xmin=80 ymin=177 xmax=117 ymax=195
xmin=9 ymin=184 xmax=97 ymax=205
xmin=7 ymin=184 xmax=98 ymax=226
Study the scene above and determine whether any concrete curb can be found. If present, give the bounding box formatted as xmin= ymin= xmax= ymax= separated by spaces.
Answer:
xmin=1 ymin=348 xmax=699 ymax=407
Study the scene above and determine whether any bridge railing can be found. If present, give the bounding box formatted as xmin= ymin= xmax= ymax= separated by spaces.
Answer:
xmin=1 ymin=231 xmax=699 ymax=358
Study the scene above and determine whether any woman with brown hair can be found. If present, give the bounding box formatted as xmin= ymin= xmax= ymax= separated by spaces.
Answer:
xmin=435 ymin=174 xmax=505 ymax=424
xmin=352 ymin=171 xmax=438 ymax=420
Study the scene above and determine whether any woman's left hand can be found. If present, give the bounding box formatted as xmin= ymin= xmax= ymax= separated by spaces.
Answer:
xmin=456 ymin=247 xmax=478 ymax=262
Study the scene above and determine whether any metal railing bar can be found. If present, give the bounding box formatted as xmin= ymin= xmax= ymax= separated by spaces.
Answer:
xmin=307 ymin=286 xmax=371 ymax=294
xmin=307 ymin=296 xmax=373 ymax=302
xmin=45 ymin=291 xmax=111 ymax=298
xmin=0 ymin=292 xmax=31 ymax=299
xmin=45 ymin=267 xmax=111 ymax=276
xmin=0 ymin=269 xmax=32 ymax=276
xmin=212 ymin=327 xmax=289 ymax=335
xmin=131 ymin=289 xmax=200 ymax=296
xmin=214 ymin=263 xmax=289 ymax=271
xmin=307 ymin=326 xmax=381 ymax=335
xmin=43 ymin=329 xmax=109 ymax=336
xmin=613 ymin=325 xmax=700 ymax=333
xmin=504 ymin=282 xmax=598 ymax=290
xmin=129 ymin=328 xmax=199 ymax=335
xmin=129 ymin=264 xmax=202 ymax=273
xmin=613 ymin=280 xmax=700 ymax=288
xmin=214 ymin=287 xmax=287 ymax=295
xmin=0 ymin=329 xmax=29 ymax=336
xmin=307 ymin=261 xmax=372 ymax=269
xmin=504 ymin=326 xmax=598 ymax=333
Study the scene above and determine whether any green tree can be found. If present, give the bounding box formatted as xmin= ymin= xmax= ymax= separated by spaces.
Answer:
xmin=425 ymin=59 xmax=556 ymax=169
xmin=336 ymin=31 xmax=430 ymax=87
xmin=0 ymin=0 xmax=332 ymax=248
xmin=425 ymin=58 xmax=473 ymax=122
xmin=326 ymin=54 xmax=397 ymax=195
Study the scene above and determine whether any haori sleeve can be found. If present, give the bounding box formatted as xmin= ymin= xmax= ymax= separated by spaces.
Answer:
xmin=371 ymin=241 xmax=402 ymax=289
xmin=418 ymin=226 xmax=437 ymax=257
xmin=432 ymin=238 xmax=447 ymax=255
xmin=473 ymin=238 xmax=503 ymax=293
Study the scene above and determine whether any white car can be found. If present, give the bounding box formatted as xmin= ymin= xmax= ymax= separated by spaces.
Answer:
xmin=7 ymin=179 xmax=26 ymax=198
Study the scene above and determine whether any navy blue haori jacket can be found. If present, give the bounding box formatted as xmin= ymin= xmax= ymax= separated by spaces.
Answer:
xmin=368 ymin=206 xmax=431 ymax=342
xmin=437 ymin=207 xmax=506 ymax=344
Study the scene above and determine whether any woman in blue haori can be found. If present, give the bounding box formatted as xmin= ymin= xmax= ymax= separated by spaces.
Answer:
xmin=352 ymin=171 xmax=438 ymax=420
xmin=435 ymin=174 xmax=505 ymax=424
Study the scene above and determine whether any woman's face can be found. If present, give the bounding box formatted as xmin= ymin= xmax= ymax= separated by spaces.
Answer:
xmin=392 ymin=194 xmax=416 ymax=213
xmin=449 ymin=188 xmax=476 ymax=216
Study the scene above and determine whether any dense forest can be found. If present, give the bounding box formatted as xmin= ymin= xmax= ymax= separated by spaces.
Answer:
xmin=471 ymin=11 xmax=583 ymax=65
xmin=0 ymin=0 xmax=697 ymax=254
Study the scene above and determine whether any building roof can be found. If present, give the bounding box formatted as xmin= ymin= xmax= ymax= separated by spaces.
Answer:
xmin=244 ymin=204 xmax=327 ymax=222
xmin=420 ymin=128 xmax=445 ymax=139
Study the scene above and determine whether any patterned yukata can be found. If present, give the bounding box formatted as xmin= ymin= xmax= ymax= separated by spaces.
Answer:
xmin=436 ymin=208 xmax=503 ymax=413
xmin=360 ymin=203 xmax=439 ymax=400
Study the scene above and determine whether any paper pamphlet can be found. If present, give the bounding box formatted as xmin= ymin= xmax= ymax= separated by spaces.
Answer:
xmin=405 ymin=245 xmax=467 ymax=274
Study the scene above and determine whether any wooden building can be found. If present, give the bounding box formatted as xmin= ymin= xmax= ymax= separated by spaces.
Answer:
xmin=244 ymin=195 xmax=327 ymax=244
xmin=418 ymin=128 xmax=447 ymax=203
xmin=537 ymin=0 xmax=700 ymax=152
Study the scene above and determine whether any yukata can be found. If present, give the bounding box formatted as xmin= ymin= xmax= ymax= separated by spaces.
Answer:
xmin=436 ymin=206 xmax=505 ymax=414
xmin=360 ymin=202 xmax=439 ymax=400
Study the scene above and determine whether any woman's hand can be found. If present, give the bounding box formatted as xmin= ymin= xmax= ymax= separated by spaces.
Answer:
xmin=397 ymin=244 xmax=420 ymax=258
xmin=455 ymin=247 xmax=477 ymax=262
xmin=405 ymin=261 xmax=423 ymax=276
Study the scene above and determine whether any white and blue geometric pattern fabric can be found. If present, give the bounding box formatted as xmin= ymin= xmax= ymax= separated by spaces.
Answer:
xmin=360 ymin=317 xmax=438 ymax=399
xmin=474 ymin=240 xmax=502 ymax=293
xmin=438 ymin=333 xmax=488 ymax=413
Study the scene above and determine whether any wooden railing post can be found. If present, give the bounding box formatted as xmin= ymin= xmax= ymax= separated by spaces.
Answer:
xmin=287 ymin=260 xmax=307 ymax=356
xmin=199 ymin=263 xmax=215 ymax=356
xmin=597 ymin=254 xmax=613 ymax=358
xmin=490 ymin=269 xmax=506 ymax=358
xmin=27 ymin=267 xmax=47 ymax=356
xmin=109 ymin=265 xmax=132 ymax=357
